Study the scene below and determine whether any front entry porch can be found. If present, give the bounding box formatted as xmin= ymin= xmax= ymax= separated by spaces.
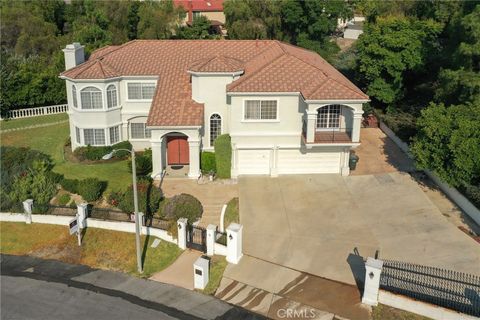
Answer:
xmin=150 ymin=127 xmax=201 ymax=179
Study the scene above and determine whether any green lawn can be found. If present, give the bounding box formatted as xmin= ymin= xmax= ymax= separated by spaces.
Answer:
xmin=0 ymin=121 xmax=131 ymax=193
xmin=0 ymin=222 xmax=182 ymax=278
xmin=0 ymin=113 xmax=68 ymax=131
xmin=202 ymin=255 xmax=228 ymax=295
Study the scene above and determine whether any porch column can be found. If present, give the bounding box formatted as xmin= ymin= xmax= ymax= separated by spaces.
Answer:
xmin=151 ymin=139 xmax=164 ymax=179
xmin=188 ymin=139 xmax=201 ymax=179
xmin=231 ymin=143 xmax=238 ymax=178
xmin=306 ymin=111 xmax=317 ymax=143
xmin=341 ymin=147 xmax=350 ymax=176
xmin=351 ymin=111 xmax=364 ymax=143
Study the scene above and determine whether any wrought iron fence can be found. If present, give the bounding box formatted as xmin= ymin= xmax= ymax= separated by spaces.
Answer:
xmin=380 ymin=259 xmax=480 ymax=317
xmin=215 ymin=231 xmax=227 ymax=246
xmin=44 ymin=205 xmax=77 ymax=216
xmin=88 ymin=207 xmax=132 ymax=222
xmin=144 ymin=217 xmax=172 ymax=231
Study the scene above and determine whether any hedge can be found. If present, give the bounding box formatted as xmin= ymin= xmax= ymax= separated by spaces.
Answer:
xmin=61 ymin=177 xmax=106 ymax=202
xmin=73 ymin=141 xmax=132 ymax=161
xmin=201 ymin=151 xmax=216 ymax=174
xmin=161 ymin=193 xmax=203 ymax=224
xmin=128 ymin=149 xmax=152 ymax=177
xmin=113 ymin=179 xmax=163 ymax=216
xmin=214 ymin=134 xmax=231 ymax=179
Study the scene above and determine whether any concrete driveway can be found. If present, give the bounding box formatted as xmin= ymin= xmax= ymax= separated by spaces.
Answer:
xmin=239 ymin=173 xmax=480 ymax=286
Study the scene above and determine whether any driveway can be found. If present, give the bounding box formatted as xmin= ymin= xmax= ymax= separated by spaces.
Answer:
xmin=239 ymin=173 xmax=480 ymax=286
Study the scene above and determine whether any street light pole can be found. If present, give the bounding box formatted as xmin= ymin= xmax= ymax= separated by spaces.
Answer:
xmin=103 ymin=148 xmax=143 ymax=273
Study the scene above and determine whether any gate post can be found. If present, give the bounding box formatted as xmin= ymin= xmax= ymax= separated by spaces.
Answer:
xmin=177 ymin=218 xmax=188 ymax=250
xmin=22 ymin=199 xmax=33 ymax=224
xmin=362 ymin=257 xmax=383 ymax=306
xmin=226 ymin=223 xmax=243 ymax=264
xmin=77 ymin=203 xmax=88 ymax=228
xmin=206 ymin=224 xmax=216 ymax=256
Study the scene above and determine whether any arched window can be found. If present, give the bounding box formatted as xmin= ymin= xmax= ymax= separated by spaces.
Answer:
xmin=210 ymin=114 xmax=222 ymax=146
xmin=80 ymin=86 xmax=103 ymax=109
xmin=316 ymin=105 xmax=341 ymax=129
xmin=72 ymin=85 xmax=78 ymax=108
xmin=106 ymin=84 xmax=117 ymax=109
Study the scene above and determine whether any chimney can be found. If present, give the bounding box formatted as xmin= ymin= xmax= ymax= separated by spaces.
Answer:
xmin=62 ymin=43 xmax=85 ymax=70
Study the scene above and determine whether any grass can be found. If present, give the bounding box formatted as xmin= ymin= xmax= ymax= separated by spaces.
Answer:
xmin=0 ymin=222 xmax=182 ymax=278
xmin=202 ymin=255 xmax=228 ymax=295
xmin=372 ymin=304 xmax=432 ymax=320
xmin=0 ymin=121 xmax=131 ymax=194
xmin=0 ymin=113 xmax=68 ymax=131
xmin=224 ymin=197 xmax=239 ymax=228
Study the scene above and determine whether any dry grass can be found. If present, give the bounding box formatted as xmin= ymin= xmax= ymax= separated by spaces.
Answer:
xmin=372 ymin=304 xmax=432 ymax=320
xmin=0 ymin=222 xmax=182 ymax=277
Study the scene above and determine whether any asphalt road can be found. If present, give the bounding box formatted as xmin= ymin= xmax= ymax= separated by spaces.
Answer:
xmin=1 ymin=254 xmax=263 ymax=320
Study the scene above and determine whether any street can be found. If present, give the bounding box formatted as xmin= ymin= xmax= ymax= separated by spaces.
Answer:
xmin=0 ymin=254 xmax=263 ymax=320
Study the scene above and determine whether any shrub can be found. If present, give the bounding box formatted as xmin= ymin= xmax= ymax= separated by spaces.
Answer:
xmin=117 ymin=179 xmax=163 ymax=216
xmin=77 ymin=178 xmax=107 ymax=202
xmin=201 ymin=151 xmax=216 ymax=174
xmin=460 ymin=184 xmax=480 ymax=209
xmin=73 ymin=141 xmax=133 ymax=161
xmin=128 ymin=149 xmax=152 ymax=177
xmin=61 ymin=178 xmax=79 ymax=194
xmin=379 ymin=110 xmax=417 ymax=143
xmin=112 ymin=141 xmax=133 ymax=158
xmin=58 ymin=193 xmax=71 ymax=206
xmin=162 ymin=193 xmax=203 ymax=224
xmin=214 ymin=134 xmax=232 ymax=179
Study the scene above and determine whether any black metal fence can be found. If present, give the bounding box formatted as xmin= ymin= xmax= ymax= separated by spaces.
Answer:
xmin=215 ymin=231 xmax=227 ymax=246
xmin=380 ymin=259 xmax=480 ymax=317
xmin=144 ymin=216 xmax=172 ymax=231
xmin=87 ymin=207 xmax=132 ymax=222
xmin=45 ymin=205 xmax=77 ymax=216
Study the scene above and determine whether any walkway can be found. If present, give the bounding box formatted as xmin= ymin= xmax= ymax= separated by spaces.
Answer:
xmin=159 ymin=178 xmax=238 ymax=228
xmin=1 ymin=254 xmax=262 ymax=320
xmin=149 ymin=250 xmax=202 ymax=290
xmin=0 ymin=119 xmax=69 ymax=133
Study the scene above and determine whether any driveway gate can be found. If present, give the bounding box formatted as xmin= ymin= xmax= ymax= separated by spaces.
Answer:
xmin=186 ymin=225 xmax=206 ymax=252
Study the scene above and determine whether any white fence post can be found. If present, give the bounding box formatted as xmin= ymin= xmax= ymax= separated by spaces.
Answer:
xmin=226 ymin=223 xmax=243 ymax=264
xmin=177 ymin=218 xmax=187 ymax=250
xmin=77 ymin=203 xmax=88 ymax=228
xmin=206 ymin=224 xmax=216 ymax=256
xmin=362 ymin=257 xmax=383 ymax=306
xmin=22 ymin=199 xmax=33 ymax=224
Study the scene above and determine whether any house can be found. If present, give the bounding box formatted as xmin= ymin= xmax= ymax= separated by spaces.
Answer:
xmin=60 ymin=40 xmax=368 ymax=179
xmin=174 ymin=0 xmax=226 ymax=35
xmin=342 ymin=16 xmax=365 ymax=40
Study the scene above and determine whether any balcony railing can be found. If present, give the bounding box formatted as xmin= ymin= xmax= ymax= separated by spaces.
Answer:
xmin=302 ymin=121 xmax=353 ymax=143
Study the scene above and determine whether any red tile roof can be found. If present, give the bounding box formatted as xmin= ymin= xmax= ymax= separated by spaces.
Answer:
xmin=174 ymin=0 xmax=223 ymax=12
xmin=61 ymin=40 xmax=368 ymax=126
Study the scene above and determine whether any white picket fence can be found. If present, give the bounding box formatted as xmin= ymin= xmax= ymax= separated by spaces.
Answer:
xmin=2 ymin=104 xmax=68 ymax=120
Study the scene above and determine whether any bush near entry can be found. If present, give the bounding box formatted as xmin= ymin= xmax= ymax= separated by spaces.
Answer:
xmin=201 ymin=151 xmax=216 ymax=174
xmin=60 ymin=177 xmax=107 ymax=202
xmin=127 ymin=149 xmax=152 ymax=177
xmin=214 ymin=134 xmax=231 ymax=179
xmin=113 ymin=179 xmax=163 ymax=216
xmin=73 ymin=141 xmax=132 ymax=161
xmin=161 ymin=193 xmax=203 ymax=224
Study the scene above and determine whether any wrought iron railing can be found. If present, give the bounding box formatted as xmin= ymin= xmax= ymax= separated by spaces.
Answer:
xmin=215 ymin=231 xmax=227 ymax=246
xmin=43 ymin=205 xmax=77 ymax=216
xmin=301 ymin=122 xmax=353 ymax=143
xmin=88 ymin=207 xmax=132 ymax=222
xmin=145 ymin=217 xmax=172 ymax=231
xmin=380 ymin=259 xmax=480 ymax=317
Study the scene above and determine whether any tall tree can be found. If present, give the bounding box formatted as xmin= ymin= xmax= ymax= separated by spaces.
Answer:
xmin=137 ymin=0 xmax=185 ymax=39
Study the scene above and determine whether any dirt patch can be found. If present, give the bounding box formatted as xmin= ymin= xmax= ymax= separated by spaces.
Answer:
xmin=29 ymin=235 xmax=82 ymax=264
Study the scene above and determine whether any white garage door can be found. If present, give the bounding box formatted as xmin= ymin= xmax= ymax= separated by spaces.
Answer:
xmin=277 ymin=149 xmax=341 ymax=174
xmin=237 ymin=149 xmax=271 ymax=175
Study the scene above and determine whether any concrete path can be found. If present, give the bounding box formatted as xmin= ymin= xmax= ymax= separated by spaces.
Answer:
xmin=1 ymin=254 xmax=263 ymax=320
xmin=159 ymin=178 xmax=238 ymax=228
xmin=149 ymin=250 xmax=202 ymax=290
xmin=0 ymin=119 xmax=69 ymax=133
xmin=239 ymin=173 xmax=480 ymax=286
xmin=216 ymin=255 xmax=370 ymax=320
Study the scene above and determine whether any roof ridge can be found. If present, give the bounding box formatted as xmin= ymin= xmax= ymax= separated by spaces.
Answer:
xmin=74 ymin=60 xmax=101 ymax=78
xmin=97 ymin=60 xmax=106 ymax=78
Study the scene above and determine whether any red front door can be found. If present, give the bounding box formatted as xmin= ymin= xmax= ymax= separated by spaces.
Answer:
xmin=167 ymin=136 xmax=189 ymax=165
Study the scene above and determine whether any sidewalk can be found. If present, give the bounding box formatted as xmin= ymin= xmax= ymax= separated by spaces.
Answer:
xmin=1 ymin=254 xmax=263 ymax=320
xmin=149 ymin=250 xmax=202 ymax=290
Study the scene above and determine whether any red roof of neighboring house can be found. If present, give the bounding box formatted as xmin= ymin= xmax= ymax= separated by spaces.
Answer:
xmin=174 ymin=0 xmax=223 ymax=12
xmin=61 ymin=40 xmax=368 ymax=127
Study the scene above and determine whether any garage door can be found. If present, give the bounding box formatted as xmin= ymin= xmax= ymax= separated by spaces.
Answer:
xmin=237 ymin=149 xmax=271 ymax=175
xmin=277 ymin=149 xmax=341 ymax=174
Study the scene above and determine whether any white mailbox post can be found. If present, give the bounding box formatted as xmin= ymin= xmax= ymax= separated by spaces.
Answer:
xmin=206 ymin=224 xmax=216 ymax=256
xmin=77 ymin=203 xmax=88 ymax=228
xmin=362 ymin=257 xmax=383 ymax=306
xmin=226 ymin=223 xmax=243 ymax=264
xmin=22 ymin=199 xmax=33 ymax=224
xmin=193 ymin=256 xmax=209 ymax=290
xmin=177 ymin=218 xmax=187 ymax=250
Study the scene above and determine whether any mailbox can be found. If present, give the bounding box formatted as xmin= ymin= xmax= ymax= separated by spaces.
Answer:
xmin=193 ymin=256 xmax=209 ymax=290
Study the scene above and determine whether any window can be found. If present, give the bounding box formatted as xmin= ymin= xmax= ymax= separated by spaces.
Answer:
xmin=210 ymin=114 xmax=221 ymax=146
xmin=106 ymin=84 xmax=117 ymax=108
xmin=75 ymin=127 xmax=81 ymax=144
xmin=72 ymin=85 xmax=78 ymax=108
xmin=316 ymin=105 xmax=341 ymax=129
xmin=244 ymin=100 xmax=277 ymax=120
xmin=127 ymin=83 xmax=156 ymax=100
xmin=109 ymin=126 xmax=120 ymax=144
xmin=80 ymin=86 xmax=103 ymax=109
xmin=84 ymin=129 xmax=105 ymax=145
xmin=130 ymin=123 xmax=151 ymax=139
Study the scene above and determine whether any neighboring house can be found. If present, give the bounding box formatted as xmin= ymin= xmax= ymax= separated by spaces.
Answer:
xmin=342 ymin=16 xmax=365 ymax=40
xmin=174 ymin=0 xmax=226 ymax=35
xmin=60 ymin=40 xmax=368 ymax=179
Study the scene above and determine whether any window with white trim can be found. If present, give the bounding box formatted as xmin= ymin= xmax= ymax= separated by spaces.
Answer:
xmin=80 ymin=86 xmax=103 ymax=109
xmin=210 ymin=114 xmax=221 ymax=146
xmin=106 ymin=84 xmax=117 ymax=108
xmin=244 ymin=100 xmax=277 ymax=120
xmin=316 ymin=105 xmax=341 ymax=129
xmin=84 ymin=129 xmax=105 ymax=145
xmin=72 ymin=85 xmax=78 ymax=108
xmin=109 ymin=126 xmax=120 ymax=144
xmin=130 ymin=123 xmax=151 ymax=139
xmin=127 ymin=83 xmax=156 ymax=100
xmin=75 ymin=127 xmax=81 ymax=144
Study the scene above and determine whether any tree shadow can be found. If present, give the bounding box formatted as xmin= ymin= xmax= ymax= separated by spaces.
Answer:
xmin=141 ymin=233 xmax=150 ymax=269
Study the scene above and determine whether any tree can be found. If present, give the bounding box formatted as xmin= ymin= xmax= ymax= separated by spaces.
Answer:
xmin=411 ymin=101 xmax=480 ymax=188
xmin=176 ymin=16 xmax=216 ymax=39
xmin=355 ymin=16 xmax=441 ymax=106
xmin=137 ymin=0 xmax=185 ymax=39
